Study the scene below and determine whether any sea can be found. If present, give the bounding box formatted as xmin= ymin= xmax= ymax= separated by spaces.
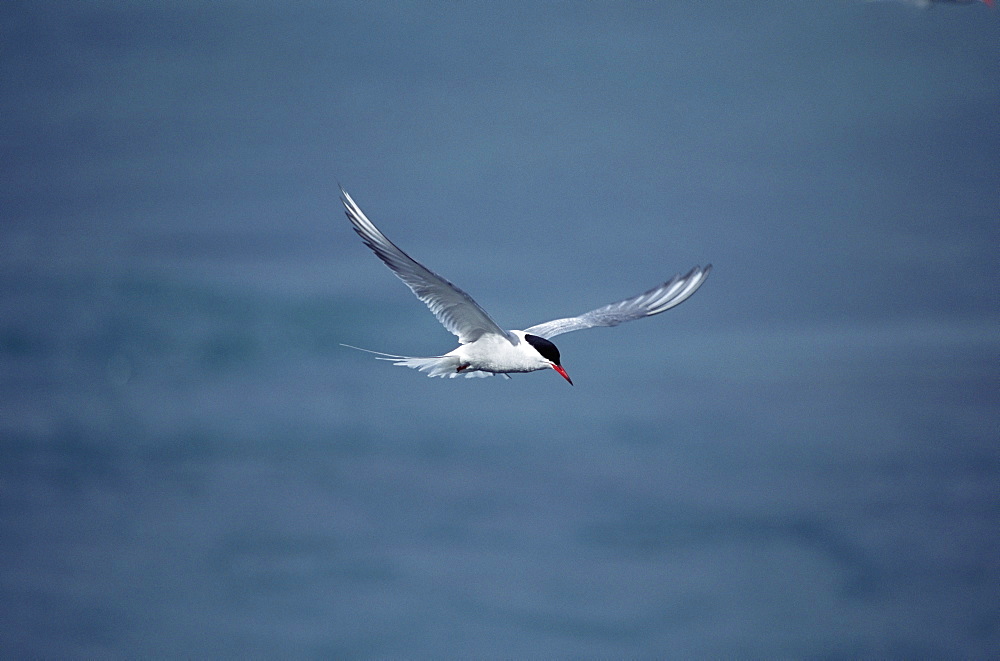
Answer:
xmin=2 ymin=1 xmax=998 ymax=656
xmin=1 ymin=252 xmax=996 ymax=658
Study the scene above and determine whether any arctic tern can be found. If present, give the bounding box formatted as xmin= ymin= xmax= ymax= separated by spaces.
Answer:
xmin=341 ymin=188 xmax=711 ymax=384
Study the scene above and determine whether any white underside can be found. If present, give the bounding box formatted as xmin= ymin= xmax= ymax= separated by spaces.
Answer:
xmin=342 ymin=330 xmax=552 ymax=379
xmin=386 ymin=354 xmax=493 ymax=379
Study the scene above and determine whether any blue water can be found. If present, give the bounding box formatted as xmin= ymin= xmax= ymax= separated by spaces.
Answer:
xmin=1 ymin=267 xmax=996 ymax=657
xmin=2 ymin=1 xmax=998 ymax=657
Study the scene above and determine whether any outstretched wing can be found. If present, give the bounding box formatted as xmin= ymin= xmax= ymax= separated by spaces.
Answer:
xmin=522 ymin=266 xmax=711 ymax=339
xmin=341 ymin=188 xmax=512 ymax=345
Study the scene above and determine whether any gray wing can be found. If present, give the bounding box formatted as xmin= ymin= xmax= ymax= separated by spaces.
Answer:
xmin=522 ymin=265 xmax=711 ymax=339
xmin=341 ymin=188 xmax=512 ymax=345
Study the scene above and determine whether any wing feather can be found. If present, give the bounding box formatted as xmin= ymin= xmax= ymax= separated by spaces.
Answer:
xmin=522 ymin=265 xmax=711 ymax=339
xmin=341 ymin=188 xmax=511 ymax=344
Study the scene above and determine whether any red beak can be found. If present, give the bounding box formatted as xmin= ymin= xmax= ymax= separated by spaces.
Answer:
xmin=552 ymin=364 xmax=573 ymax=385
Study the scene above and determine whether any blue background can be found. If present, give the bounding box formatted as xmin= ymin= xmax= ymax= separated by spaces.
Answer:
xmin=2 ymin=1 xmax=998 ymax=657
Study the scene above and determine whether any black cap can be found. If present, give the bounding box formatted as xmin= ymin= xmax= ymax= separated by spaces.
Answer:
xmin=523 ymin=333 xmax=562 ymax=366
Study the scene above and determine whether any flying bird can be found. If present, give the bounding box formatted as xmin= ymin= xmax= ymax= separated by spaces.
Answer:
xmin=340 ymin=188 xmax=711 ymax=384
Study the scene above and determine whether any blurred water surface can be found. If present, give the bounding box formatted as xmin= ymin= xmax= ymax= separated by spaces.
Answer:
xmin=2 ymin=1 xmax=998 ymax=657
xmin=2 ymin=267 xmax=995 ymax=657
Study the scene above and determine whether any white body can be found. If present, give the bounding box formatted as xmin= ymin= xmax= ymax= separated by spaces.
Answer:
xmin=349 ymin=331 xmax=557 ymax=379
xmin=444 ymin=331 xmax=554 ymax=376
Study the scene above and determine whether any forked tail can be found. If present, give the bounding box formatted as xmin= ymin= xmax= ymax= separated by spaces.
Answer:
xmin=340 ymin=344 xmax=493 ymax=379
